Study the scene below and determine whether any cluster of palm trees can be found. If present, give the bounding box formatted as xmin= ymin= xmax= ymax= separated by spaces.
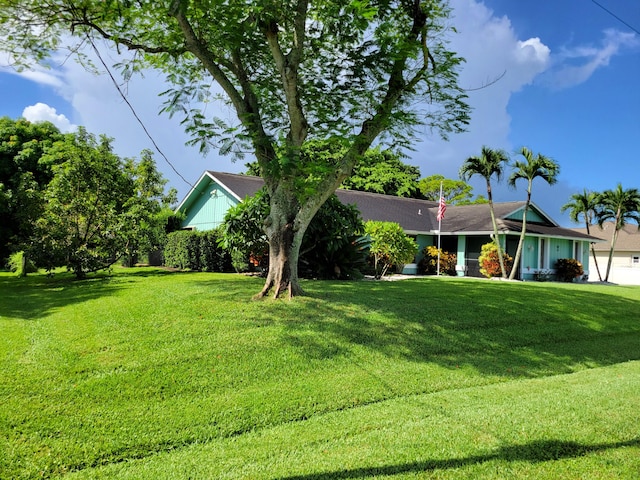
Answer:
xmin=460 ymin=145 xmax=560 ymax=281
xmin=562 ymin=186 xmax=640 ymax=282
xmin=460 ymin=145 xmax=640 ymax=283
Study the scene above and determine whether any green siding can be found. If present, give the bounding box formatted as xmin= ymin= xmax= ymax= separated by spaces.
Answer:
xmin=181 ymin=179 xmax=240 ymax=231
xmin=415 ymin=234 xmax=434 ymax=262
xmin=506 ymin=208 xmax=546 ymax=223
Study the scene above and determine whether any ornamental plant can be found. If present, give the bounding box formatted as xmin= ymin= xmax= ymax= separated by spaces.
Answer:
xmin=364 ymin=221 xmax=418 ymax=279
xmin=555 ymin=258 xmax=584 ymax=282
xmin=479 ymin=242 xmax=513 ymax=278
xmin=418 ymin=245 xmax=457 ymax=275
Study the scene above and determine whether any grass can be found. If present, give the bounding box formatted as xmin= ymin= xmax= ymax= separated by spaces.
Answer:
xmin=1 ymin=268 xmax=639 ymax=479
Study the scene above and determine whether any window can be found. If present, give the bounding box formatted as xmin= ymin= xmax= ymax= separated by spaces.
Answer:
xmin=633 ymin=255 xmax=639 ymax=267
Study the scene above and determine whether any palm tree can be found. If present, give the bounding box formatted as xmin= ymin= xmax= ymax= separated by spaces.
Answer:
xmin=507 ymin=147 xmax=559 ymax=280
xmin=561 ymin=189 xmax=603 ymax=281
xmin=460 ymin=146 xmax=510 ymax=278
xmin=596 ymin=184 xmax=640 ymax=282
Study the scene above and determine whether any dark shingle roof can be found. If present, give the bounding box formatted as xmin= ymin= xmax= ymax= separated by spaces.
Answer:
xmin=201 ymin=171 xmax=599 ymax=241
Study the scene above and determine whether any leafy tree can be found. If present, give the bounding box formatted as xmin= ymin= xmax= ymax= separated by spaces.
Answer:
xmin=0 ymin=117 xmax=64 ymax=264
xmin=596 ymin=184 xmax=640 ymax=282
xmin=1 ymin=0 xmax=470 ymax=298
xmin=459 ymin=146 xmax=510 ymax=278
xmin=418 ymin=174 xmax=485 ymax=205
xmin=364 ymin=221 xmax=418 ymax=279
xmin=561 ymin=189 xmax=603 ymax=281
xmin=121 ymin=150 xmax=178 ymax=266
xmin=247 ymin=141 xmax=422 ymax=198
xmin=507 ymin=147 xmax=559 ymax=280
xmin=32 ymin=128 xmax=171 ymax=278
xmin=341 ymin=147 xmax=421 ymax=198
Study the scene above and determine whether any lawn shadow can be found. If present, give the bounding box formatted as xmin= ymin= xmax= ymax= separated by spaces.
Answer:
xmin=0 ymin=272 xmax=125 ymax=321
xmin=276 ymin=437 xmax=640 ymax=479
xmin=274 ymin=278 xmax=640 ymax=377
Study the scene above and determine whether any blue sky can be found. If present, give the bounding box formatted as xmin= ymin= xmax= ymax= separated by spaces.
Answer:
xmin=1 ymin=0 xmax=638 ymax=227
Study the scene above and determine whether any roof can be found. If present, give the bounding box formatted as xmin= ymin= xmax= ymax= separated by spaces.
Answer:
xmin=573 ymin=222 xmax=640 ymax=251
xmin=178 ymin=171 xmax=601 ymax=242
xmin=440 ymin=202 xmax=599 ymax=241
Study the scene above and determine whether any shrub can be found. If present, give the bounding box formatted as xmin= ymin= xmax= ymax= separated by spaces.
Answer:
xmin=163 ymin=230 xmax=231 ymax=272
xmin=555 ymin=258 xmax=584 ymax=282
xmin=8 ymin=251 xmax=38 ymax=276
xmin=478 ymin=242 xmax=513 ymax=278
xmin=418 ymin=245 xmax=457 ymax=275
xmin=364 ymin=221 xmax=418 ymax=279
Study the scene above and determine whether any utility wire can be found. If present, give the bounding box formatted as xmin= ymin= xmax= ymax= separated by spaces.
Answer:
xmin=591 ymin=0 xmax=640 ymax=35
xmin=87 ymin=35 xmax=194 ymax=189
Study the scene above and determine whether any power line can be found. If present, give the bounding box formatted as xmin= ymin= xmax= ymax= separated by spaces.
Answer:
xmin=86 ymin=35 xmax=194 ymax=189
xmin=591 ymin=0 xmax=640 ymax=36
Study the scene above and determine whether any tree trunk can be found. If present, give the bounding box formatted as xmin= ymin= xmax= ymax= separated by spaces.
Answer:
xmin=509 ymin=193 xmax=531 ymax=281
xmin=255 ymin=185 xmax=311 ymax=299
xmin=256 ymin=219 xmax=304 ymax=299
xmin=487 ymin=181 xmax=507 ymax=278
xmin=585 ymin=222 xmax=602 ymax=281
xmin=605 ymin=224 xmax=619 ymax=283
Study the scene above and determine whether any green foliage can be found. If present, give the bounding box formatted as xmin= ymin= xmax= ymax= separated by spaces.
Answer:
xmin=555 ymin=258 xmax=585 ymax=282
xmin=246 ymin=142 xmax=423 ymax=198
xmin=31 ymin=129 xmax=173 ymax=278
xmin=419 ymin=174 xmax=477 ymax=204
xmin=0 ymin=117 xmax=64 ymax=263
xmin=341 ymin=147 xmax=422 ymax=198
xmin=219 ymin=190 xmax=270 ymax=273
xmin=364 ymin=221 xmax=418 ymax=278
xmin=418 ymin=245 xmax=457 ymax=275
xmin=163 ymin=229 xmax=232 ymax=272
xmin=7 ymin=251 xmax=37 ymax=276
xmin=478 ymin=242 xmax=513 ymax=278
xmin=299 ymin=195 xmax=369 ymax=280
xmin=221 ymin=190 xmax=368 ymax=279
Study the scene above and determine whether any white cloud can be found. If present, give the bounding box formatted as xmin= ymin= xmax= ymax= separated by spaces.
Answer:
xmin=22 ymin=102 xmax=77 ymax=132
xmin=542 ymin=29 xmax=639 ymax=89
xmin=411 ymin=0 xmax=551 ymax=180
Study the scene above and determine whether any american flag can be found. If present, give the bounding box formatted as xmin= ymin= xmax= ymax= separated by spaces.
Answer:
xmin=437 ymin=196 xmax=446 ymax=221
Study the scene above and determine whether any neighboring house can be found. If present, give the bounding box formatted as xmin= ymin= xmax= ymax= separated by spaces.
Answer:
xmin=176 ymin=171 xmax=599 ymax=280
xmin=573 ymin=222 xmax=640 ymax=285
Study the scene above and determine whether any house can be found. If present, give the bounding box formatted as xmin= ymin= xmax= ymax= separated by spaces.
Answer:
xmin=176 ymin=171 xmax=600 ymax=280
xmin=573 ymin=222 xmax=640 ymax=285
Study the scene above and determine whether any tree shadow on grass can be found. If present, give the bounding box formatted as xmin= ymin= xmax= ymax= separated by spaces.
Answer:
xmin=0 ymin=272 xmax=125 ymax=321
xmin=271 ymin=278 xmax=640 ymax=377
xmin=276 ymin=437 xmax=640 ymax=480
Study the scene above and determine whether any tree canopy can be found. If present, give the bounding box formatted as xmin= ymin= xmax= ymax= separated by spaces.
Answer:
xmin=32 ymin=128 xmax=175 ymax=278
xmin=418 ymin=174 xmax=486 ymax=205
xmin=0 ymin=117 xmax=64 ymax=263
xmin=1 ymin=0 xmax=470 ymax=297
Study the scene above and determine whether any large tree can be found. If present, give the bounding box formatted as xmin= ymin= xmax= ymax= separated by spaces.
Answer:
xmin=1 ymin=0 xmax=469 ymax=297
xmin=561 ymin=189 xmax=603 ymax=281
xmin=33 ymin=129 xmax=173 ymax=278
xmin=418 ymin=174 xmax=485 ymax=204
xmin=507 ymin=147 xmax=559 ymax=281
xmin=0 ymin=117 xmax=63 ymax=264
xmin=459 ymin=146 xmax=510 ymax=278
xmin=596 ymin=184 xmax=640 ymax=282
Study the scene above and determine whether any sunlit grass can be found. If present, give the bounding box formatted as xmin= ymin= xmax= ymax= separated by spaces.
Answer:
xmin=1 ymin=268 xmax=639 ymax=478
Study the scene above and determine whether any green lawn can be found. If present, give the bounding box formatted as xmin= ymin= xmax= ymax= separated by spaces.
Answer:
xmin=1 ymin=269 xmax=639 ymax=479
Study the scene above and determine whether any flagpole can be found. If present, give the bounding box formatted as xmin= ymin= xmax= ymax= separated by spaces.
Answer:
xmin=437 ymin=181 xmax=442 ymax=276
